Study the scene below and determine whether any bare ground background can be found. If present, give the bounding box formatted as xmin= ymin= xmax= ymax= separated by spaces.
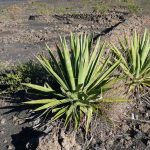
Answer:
xmin=0 ymin=0 xmax=150 ymax=150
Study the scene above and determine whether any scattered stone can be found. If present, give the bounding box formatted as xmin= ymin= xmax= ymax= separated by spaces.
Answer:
xmin=122 ymin=124 xmax=130 ymax=132
xmin=125 ymin=135 xmax=131 ymax=140
xmin=134 ymin=131 xmax=143 ymax=140
xmin=12 ymin=116 xmax=18 ymax=122
xmin=0 ymin=130 xmax=4 ymax=134
xmin=61 ymin=130 xmax=82 ymax=150
xmin=44 ymin=125 xmax=54 ymax=133
xmin=141 ymin=124 xmax=150 ymax=133
xmin=77 ymin=24 xmax=82 ymax=29
xmin=6 ymin=145 xmax=13 ymax=150
xmin=3 ymin=139 xmax=7 ymax=144
xmin=145 ymin=112 xmax=149 ymax=118
xmin=1 ymin=118 xmax=6 ymax=125
xmin=147 ymin=140 xmax=150 ymax=146
xmin=13 ymin=116 xmax=24 ymax=125
xmin=14 ymin=119 xmax=22 ymax=125
xmin=107 ymin=139 xmax=114 ymax=146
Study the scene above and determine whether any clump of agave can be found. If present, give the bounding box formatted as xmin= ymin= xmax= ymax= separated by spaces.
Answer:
xmin=23 ymin=33 xmax=120 ymax=132
xmin=111 ymin=30 xmax=150 ymax=93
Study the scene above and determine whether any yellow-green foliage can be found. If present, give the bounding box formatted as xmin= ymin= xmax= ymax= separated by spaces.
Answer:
xmin=93 ymin=4 xmax=108 ymax=14
xmin=23 ymin=33 xmax=121 ymax=133
xmin=121 ymin=0 xmax=140 ymax=13
xmin=111 ymin=30 xmax=150 ymax=92
xmin=127 ymin=4 xmax=140 ymax=13
xmin=30 ymin=2 xmax=52 ymax=15
xmin=0 ymin=61 xmax=47 ymax=94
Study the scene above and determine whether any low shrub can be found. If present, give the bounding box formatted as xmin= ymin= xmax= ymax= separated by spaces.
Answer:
xmin=23 ymin=33 xmax=121 ymax=132
xmin=111 ymin=30 xmax=150 ymax=93
xmin=0 ymin=61 xmax=47 ymax=94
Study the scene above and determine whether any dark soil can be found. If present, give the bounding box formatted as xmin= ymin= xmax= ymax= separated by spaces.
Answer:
xmin=0 ymin=0 xmax=150 ymax=150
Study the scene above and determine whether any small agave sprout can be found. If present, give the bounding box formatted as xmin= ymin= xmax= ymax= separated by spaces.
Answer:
xmin=23 ymin=33 xmax=120 ymax=133
xmin=110 ymin=29 xmax=150 ymax=93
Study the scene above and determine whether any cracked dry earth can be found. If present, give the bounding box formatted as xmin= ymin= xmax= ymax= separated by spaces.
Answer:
xmin=0 ymin=5 xmax=150 ymax=150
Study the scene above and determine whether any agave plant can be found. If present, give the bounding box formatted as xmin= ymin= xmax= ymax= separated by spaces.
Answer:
xmin=111 ymin=30 xmax=150 ymax=92
xmin=23 ymin=33 xmax=120 ymax=132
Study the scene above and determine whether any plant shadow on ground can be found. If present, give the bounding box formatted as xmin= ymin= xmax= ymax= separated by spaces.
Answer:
xmin=0 ymin=52 xmax=115 ymax=149
xmin=0 ymin=61 xmax=61 ymax=149
xmin=11 ymin=127 xmax=44 ymax=150
xmin=0 ymin=59 xmax=60 ymax=115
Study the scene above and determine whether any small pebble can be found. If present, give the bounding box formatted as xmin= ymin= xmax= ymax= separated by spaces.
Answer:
xmin=135 ymin=115 xmax=139 ymax=120
xmin=133 ymin=146 xmax=136 ymax=149
xmin=3 ymin=139 xmax=7 ymax=143
xmin=134 ymin=131 xmax=143 ymax=139
xmin=18 ymin=119 xmax=24 ymax=125
xmin=0 ymin=130 xmax=4 ymax=134
xmin=12 ymin=116 xmax=18 ymax=122
xmin=122 ymin=124 xmax=129 ymax=132
xmin=147 ymin=140 xmax=150 ymax=145
xmin=108 ymin=140 xmax=114 ymax=145
xmin=125 ymin=136 xmax=131 ymax=140
xmin=145 ymin=112 xmax=149 ymax=117
xmin=141 ymin=124 xmax=150 ymax=133
xmin=1 ymin=118 xmax=6 ymax=125
xmin=6 ymin=145 xmax=13 ymax=150
xmin=131 ymin=113 xmax=135 ymax=120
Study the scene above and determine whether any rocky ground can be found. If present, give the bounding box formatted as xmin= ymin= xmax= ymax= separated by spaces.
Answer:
xmin=0 ymin=1 xmax=150 ymax=150
xmin=25 ymin=92 xmax=150 ymax=150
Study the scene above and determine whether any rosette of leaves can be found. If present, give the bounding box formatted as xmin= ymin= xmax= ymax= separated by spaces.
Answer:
xmin=23 ymin=33 xmax=120 ymax=132
xmin=111 ymin=30 xmax=150 ymax=93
